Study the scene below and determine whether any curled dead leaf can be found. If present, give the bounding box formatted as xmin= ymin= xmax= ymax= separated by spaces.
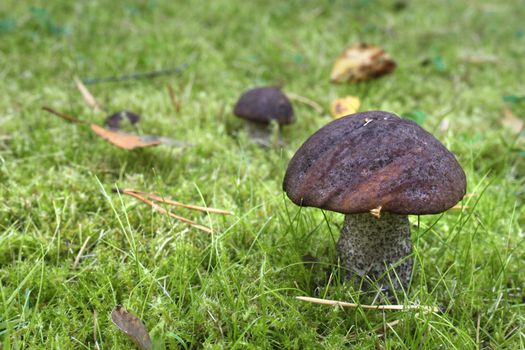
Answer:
xmin=42 ymin=107 xmax=187 ymax=150
xmin=90 ymin=124 xmax=160 ymax=150
xmin=330 ymin=96 xmax=361 ymax=118
xmin=111 ymin=305 xmax=152 ymax=350
xmin=330 ymin=43 xmax=396 ymax=83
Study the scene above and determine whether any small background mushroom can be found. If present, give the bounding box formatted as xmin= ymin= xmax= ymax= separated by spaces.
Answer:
xmin=233 ymin=86 xmax=294 ymax=146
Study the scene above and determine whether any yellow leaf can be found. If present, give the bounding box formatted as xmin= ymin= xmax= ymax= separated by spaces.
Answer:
xmin=330 ymin=43 xmax=396 ymax=83
xmin=330 ymin=96 xmax=361 ymax=118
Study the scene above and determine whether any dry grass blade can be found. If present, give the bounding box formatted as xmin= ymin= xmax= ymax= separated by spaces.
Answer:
xmin=296 ymin=296 xmax=440 ymax=313
xmin=93 ymin=309 xmax=100 ymax=350
xmin=111 ymin=305 xmax=152 ymax=350
xmin=121 ymin=190 xmax=212 ymax=233
xmin=376 ymin=319 xmax=401 ymax=336
xmin=167 ymin=84 xmax=181 ymax=112
xmin=42 ymin=106 xmax=88 ymax=124
xmin=124 ymin=189 xmax=233 ymax=215
xmin=74 ymin=76 xmax=102 ymax=112
xmin=286 ymin=92 xmax=324 ymax=114
xmin=90 ymin=124 xmax=161 ymax=150
xmin=73 ymin=236 xmax=91 ymax=269
xmin=448 ymin=204 xmax=470 ymax=211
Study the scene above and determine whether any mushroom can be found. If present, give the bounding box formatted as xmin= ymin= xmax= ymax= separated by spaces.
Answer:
xmin=233 ymin=86 xmax=294 ymax=145
xmin=283 ymin=111 xmax=466 ymax=291
xmin=105 ymin=110 xmax=140 ymax=130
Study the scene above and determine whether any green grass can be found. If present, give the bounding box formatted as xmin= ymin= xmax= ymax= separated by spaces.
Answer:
xmin=1 ymin=0 xmax=524 ymax=348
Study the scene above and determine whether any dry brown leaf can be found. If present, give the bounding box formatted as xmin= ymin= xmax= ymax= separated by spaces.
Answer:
xmin=500 ymin=106 xmax=524 ymax=134
xmin=74 ymin=76 xmax=102 ymax=112
xmin=42 ymin=107 xmax=183 ymax=150
xmin=330 ymin=96 xmax=361 ymax=118
xmin=111 ymin=305 xmax=152 ymax=350
xmin=90 ymin=124 xmax=161 ymax=150
xmin=330 ymin=43 xmax=396 ymax=83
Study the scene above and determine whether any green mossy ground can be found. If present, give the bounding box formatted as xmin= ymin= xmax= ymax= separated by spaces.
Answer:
xmin=1 ymin=0 xmax=524 ymax=348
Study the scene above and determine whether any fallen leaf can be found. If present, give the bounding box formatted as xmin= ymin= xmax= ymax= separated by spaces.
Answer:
xmin=91 ymin=124 xmax=160 ymax=150
xmin=500 ymin=106 xmax=524 ymax=133
xmin=330 ymin=96 xmax=361 ymax=118
xmin=42 ymin=107 xmax=185 ymax=150
xmin=330 ymin=43 xmax=396 ymax=83
xmin=105 ymin=110 xmax=141 ymax=130
xmin=74 ymin=76 xmax=102 ymax=112
xmin=111 ymin=305 xmax=152 ymax=350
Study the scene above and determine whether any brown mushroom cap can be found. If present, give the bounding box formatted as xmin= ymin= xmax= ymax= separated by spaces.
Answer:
xmin=283 ymin=111 xmax=466 ymax=215
xmin=234 ymin=87 xmax=294 ymax=125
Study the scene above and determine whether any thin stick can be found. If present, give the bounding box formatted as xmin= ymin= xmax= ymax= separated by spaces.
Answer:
xmin=73 ymin=236 xmax=91 ymax=269
xmin=167 ymin=84 xmax=181 ymax=112
xmin=286 ymin=92 xmax=324 ymax=114
xmin=124 ymin=189 xmax=232 ymax=215
xmin=377 ymin=319 xmax=401 ymax=336
xmin=74 ymin=76 xmax=103 ymax=112
xmin=123 ymin=191 xmax=212 ymax=233
xmin=295 ymin=296 xmax=440 ymax=313
xmin=81 ymin=64 xmax=189 ymax=85
xmin=42 ymin=106 xmax=88 ymax=124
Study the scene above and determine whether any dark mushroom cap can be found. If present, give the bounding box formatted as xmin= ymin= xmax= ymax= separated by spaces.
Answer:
xmin=234 ymin=87 xmax=294 ymax=125
xmin=283 ymin=111 xmax=466 ymax=215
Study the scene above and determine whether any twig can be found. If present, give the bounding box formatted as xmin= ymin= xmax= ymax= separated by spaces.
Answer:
xmin=73 ymin=236 xmax=91 ymax=269
xmin=376 ymin=319 xmax=401 ymax=336
xmin=124 ymin=189 xmax=232 ymax=215
xmin=286 ymin=92 xmax=324 ymax=114
xmin=42 ymin=106 xmax=88 ymax=124
xmin=74 ymin=76 xmax=103 ymax=112
xmin=81 ymin=64 xmax=189 ymax=85
xmin=295 ymin=296 xmax=440 ymax=313
xmin=121 ymin=190 xmax=213 ymax=233
xmin=167 ymin=84 xmax=181 ymax=112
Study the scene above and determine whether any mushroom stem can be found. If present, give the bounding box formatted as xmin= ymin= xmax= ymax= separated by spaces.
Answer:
xmin=245 ymin=121 xmax=282 ymax=147
xmin=336 ymin=212 xmax=413 ymax=291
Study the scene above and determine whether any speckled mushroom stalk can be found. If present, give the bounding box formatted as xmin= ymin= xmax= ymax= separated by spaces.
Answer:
xmin=337 ymin=212 xmax=412 ymax=290
xmin=244 ymin=120 xmax=280 ymax=147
